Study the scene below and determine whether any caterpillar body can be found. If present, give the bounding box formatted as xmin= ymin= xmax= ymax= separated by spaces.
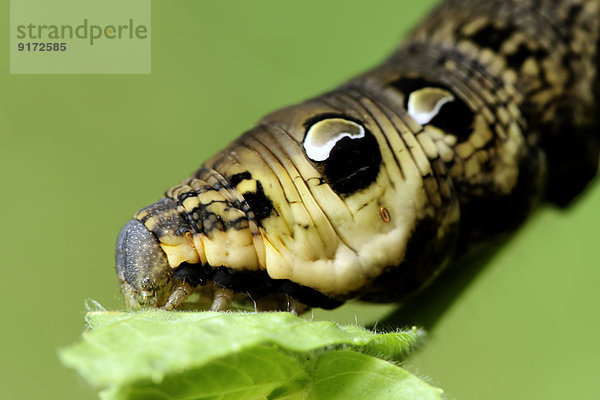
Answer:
xmin=116 ymin=0 xmax=600 ymax=313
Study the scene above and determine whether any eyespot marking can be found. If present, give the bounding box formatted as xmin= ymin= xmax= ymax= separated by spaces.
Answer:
xmin=407 ymin=87 xmax=455 ymax=125
xmin=302 ymin=116 xmax=382 ymax=196
xmin=391 ymin=77 xmax=475 ymax=141
xmin=303 ymin=118 xmax=365 ymax=162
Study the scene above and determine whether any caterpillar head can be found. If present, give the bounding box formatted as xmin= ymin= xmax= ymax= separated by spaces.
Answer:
xmin=115 ymin=197 xmax=207 ymax=309
xmin=116 ymin=219 xmax=176 ymax=308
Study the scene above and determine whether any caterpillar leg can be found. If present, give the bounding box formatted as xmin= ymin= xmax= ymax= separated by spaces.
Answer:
xmin=287 ymin=297 xmax=308 ymax=316
xmin=162 ymin=282 xmax=194 ymax=310
xmin=210 ymin=287 xmax=235 ymax=312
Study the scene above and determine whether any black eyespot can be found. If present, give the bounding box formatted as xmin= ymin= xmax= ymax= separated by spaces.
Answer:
xmin=302 ymin=115 xmax=382 ymax=196
xmin=391 ymin=78 xmax=475 ymax=141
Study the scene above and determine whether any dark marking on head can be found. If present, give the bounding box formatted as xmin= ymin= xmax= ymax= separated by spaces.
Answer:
xmin=242 ymin=180 xmax=276 ymax=225
xmin=391 ymin=78 xmax=475 ymax=141
xmin=229 ymin=171 xmax=252 ymax=187
xmin=136 ymin=198 xmax=193 ymax=239
xmin=176 ymin=191 xmax=199 ymax=202
xmin=186 ymin=205 xmax=224 ymax=235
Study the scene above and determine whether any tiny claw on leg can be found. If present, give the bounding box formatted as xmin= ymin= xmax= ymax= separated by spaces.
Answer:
xmin=163 ymin=282 xmax=194 ymax=310
xmin=210 ymin=287 xmax=234 ymax=312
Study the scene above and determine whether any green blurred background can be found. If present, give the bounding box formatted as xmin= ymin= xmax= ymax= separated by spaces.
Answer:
xmin=1 ymin=1 xmax=599 ymax=399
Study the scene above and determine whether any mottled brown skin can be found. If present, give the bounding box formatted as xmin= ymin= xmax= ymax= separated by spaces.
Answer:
xmin=116 ymin=0 xmax=600 ymax=312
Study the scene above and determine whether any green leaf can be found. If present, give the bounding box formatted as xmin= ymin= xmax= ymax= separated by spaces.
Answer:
xmin=59 ymin=310 xmax=442 ymax=400
xmin=310 ymin=350 xmax=442 ymax=400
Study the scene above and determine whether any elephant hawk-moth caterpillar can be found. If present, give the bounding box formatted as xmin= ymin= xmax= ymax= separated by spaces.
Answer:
xmin=116 ymin=0 xmax=600 ymax=313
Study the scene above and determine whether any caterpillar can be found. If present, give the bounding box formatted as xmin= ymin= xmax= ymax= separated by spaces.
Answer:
xmin=116 ymin=0 xmax=600 ymax=314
